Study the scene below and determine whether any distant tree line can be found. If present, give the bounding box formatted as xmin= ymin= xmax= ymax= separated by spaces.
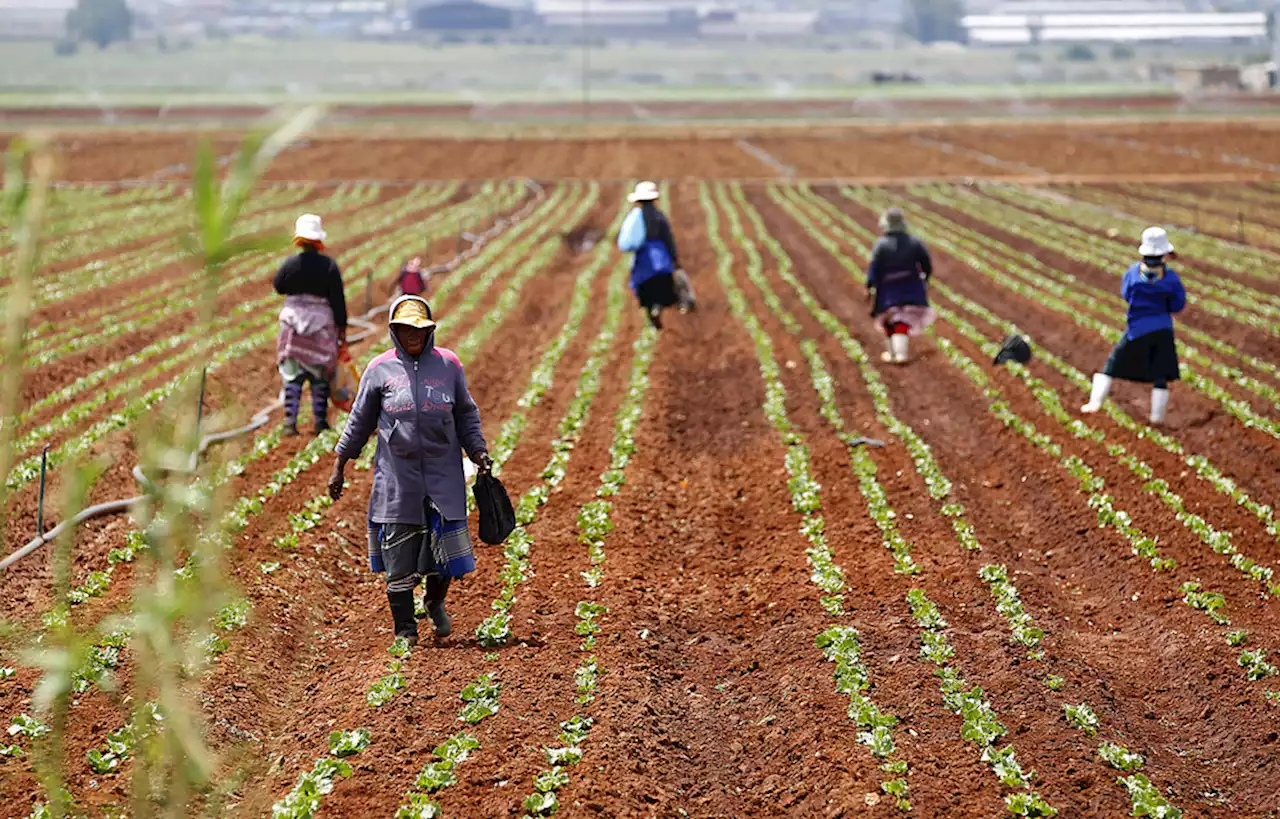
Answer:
xmin=60 ymin=0 xmax=134 ymax=53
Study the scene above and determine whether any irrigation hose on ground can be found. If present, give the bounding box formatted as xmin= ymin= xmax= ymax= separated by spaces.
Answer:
xmin=0 ymin=179 xmax=546 ymax=573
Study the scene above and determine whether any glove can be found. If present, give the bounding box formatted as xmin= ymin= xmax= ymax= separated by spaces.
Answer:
xmin=474 ymin=451 xmax=494 ymax=475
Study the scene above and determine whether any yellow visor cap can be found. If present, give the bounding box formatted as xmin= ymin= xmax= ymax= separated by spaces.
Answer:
xmin=390 ymin=299 xmax=436 ymax=329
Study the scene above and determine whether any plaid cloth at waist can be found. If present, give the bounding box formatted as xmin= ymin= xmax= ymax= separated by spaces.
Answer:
xmin=278 ymin=294 xmax=338 ymax=376
xmin=368 ymin=500 xmax=474 ymax=581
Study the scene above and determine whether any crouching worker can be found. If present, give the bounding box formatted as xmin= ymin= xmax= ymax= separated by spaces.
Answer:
xmin=866 ymin=208 xmax=935 ymax=364
xmin=1081 ymin=227 xmax=1185 ymax=425
xmin=328 ymin=295 xmax=494 ymax=646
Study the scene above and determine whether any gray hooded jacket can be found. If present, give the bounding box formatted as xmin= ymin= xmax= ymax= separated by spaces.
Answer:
xmin=335 ymin=295 xmax=487 ymax=523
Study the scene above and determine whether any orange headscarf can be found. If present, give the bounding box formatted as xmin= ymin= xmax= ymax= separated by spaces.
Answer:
xmin=294 ymin=237 xmax=325 ymax=253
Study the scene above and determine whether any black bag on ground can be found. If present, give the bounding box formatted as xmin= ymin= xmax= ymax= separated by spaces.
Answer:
xmin=993 ymin=334 xmax=1032 ymax=366
xmin=473 ymin=472 xmax=516 ymax=545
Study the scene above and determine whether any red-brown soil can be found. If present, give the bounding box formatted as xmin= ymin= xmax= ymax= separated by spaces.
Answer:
xmin=3 ymin=120 xmax=1280 ymax=819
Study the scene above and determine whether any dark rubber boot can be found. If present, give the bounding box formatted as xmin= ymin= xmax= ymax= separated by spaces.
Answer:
xmin=387 ymin=590 xmax=418 ymax=646
xmin=311 ymin=379 xmax=330 ymax=435
xmin=283 ymin=379 xmax=303 ymax=435
xmin=424 ymin=576 xmax=453 ymax=638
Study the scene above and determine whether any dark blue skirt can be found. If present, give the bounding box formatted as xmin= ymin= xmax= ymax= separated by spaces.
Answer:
xmin=1104 ymin=329 xmax=1180 ymax=385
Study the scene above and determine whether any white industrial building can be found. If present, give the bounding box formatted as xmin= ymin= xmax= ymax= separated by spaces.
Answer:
xmin=963 ymin=10 xmax=1268 ymax=45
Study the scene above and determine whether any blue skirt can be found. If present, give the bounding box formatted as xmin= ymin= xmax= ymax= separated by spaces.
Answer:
xmin=1104 ymin=329 xmax=1180 ymax=385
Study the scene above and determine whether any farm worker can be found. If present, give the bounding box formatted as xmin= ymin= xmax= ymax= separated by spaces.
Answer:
xmin=1081 ymin=227 xmax=1186 ymax=425
xmin=387 ymin=255 xmax=431 ymax=299
xmin=617 ymin=181 xmax=688 ymax=329
xmin=866 ymin=207 xmax=935 ymax=365
xmin=328 ymin=295 xmax=494 ymax=646
xmin=274 ymin=213 xmax=348 ymax=436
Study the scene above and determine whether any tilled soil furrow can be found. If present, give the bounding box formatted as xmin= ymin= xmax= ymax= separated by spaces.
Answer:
xmin=724 ymin=186 xmax=1015 ymax=816
xmin=753 ymin=188 xmax=1280 ymax=814
xmin=818 ymin=188 xmax=1280 ymax=508
xmin=413 ymin=286 xmax=645 ymax=818
xmin=563 ymin=185 xmax=886 ymax=818
xmin=212 ymin=212 xmax=622 ymax=816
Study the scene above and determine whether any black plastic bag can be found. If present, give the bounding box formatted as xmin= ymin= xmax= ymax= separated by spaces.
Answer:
xmin=993 ymin=334 xmax=1032 ymax=366
xmin=473 ymin=472 xmax=515 ymax=545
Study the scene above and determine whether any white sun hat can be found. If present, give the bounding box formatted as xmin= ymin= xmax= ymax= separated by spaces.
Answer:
xmin=294 ymin=213 xmax=326 ymax=242
xmin=628 ymin=181 xmax=660 ymax=203
xmin=1138 ymin=226 xmax=1173 ymax=256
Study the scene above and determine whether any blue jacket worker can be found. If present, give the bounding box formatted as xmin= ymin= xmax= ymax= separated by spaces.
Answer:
xmin=617 ymin=181 xmax=686 ymax=329
xmin=1081 ymin=227 xmax=1186 ymax=425
xmin=329 ymin=295 xmax=494 ymax=646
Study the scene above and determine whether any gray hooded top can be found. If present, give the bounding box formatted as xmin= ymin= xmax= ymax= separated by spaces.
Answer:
xmin=335 ymin=295 xmax=488 ymax=523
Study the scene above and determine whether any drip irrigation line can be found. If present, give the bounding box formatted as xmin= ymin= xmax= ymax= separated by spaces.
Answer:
xmin=0 ymin=178 xmax=545 ymax=573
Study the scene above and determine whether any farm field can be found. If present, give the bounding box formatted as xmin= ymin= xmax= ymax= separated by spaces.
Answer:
xmin=2 ymin=120 xmax=1280 ymax=818
xmin=20 ymin=118 xmax=1280 ymax=183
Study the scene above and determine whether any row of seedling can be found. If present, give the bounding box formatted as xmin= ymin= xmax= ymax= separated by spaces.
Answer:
xmin=701 ymin=183 xmax=912 ymax=809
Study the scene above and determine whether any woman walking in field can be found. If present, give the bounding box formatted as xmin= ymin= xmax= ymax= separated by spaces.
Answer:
xmin=387 ymin=255 xmax=431 ymax=299
xmin=274 ymin=214 xmax=348 ymax=436
xmin=865 ymin=207 xmax=935 ymax=365
xmin=1081 ymin=227 xmax=1186 ymax=425
xmin=329 ymin=295 xmax=494 ymax=646
xmin=617 ymin=181 xmax=691 ymax=329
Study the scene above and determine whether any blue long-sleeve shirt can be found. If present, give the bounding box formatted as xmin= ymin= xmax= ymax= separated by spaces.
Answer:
xmin=1122 ymin=263 xmax=1186 ymax=340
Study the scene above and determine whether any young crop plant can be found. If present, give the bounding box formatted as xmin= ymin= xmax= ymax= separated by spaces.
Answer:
xmin=459 ymin=672 xmax=502 ymax=724
xmin=271 ymin=757 xmax=356 ymax=819
xmin=1238 ymin=649 xmax=1278 ymax=681
xmin=1118 ymin=773 xmax=1183 ymax=819
xmin=327 ymin=728 xmax=372 ymax=758
xmin=85 ymin=703 xmax=163 ymax=776
xmin=1064 ymin=703 xmax=1101 ymax=737
xmin=1180 ymin=582 xmax=1230 ymax=626
xmin=520 ymin=717 xmax=595 ymax=817
xmin=1098 ymin=741 xmax=1145 ymax=772
xmin=395 ymin=675 xmax=500 ymax=811
xmin=979 ymin=565 xmax=1045 ymax=658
